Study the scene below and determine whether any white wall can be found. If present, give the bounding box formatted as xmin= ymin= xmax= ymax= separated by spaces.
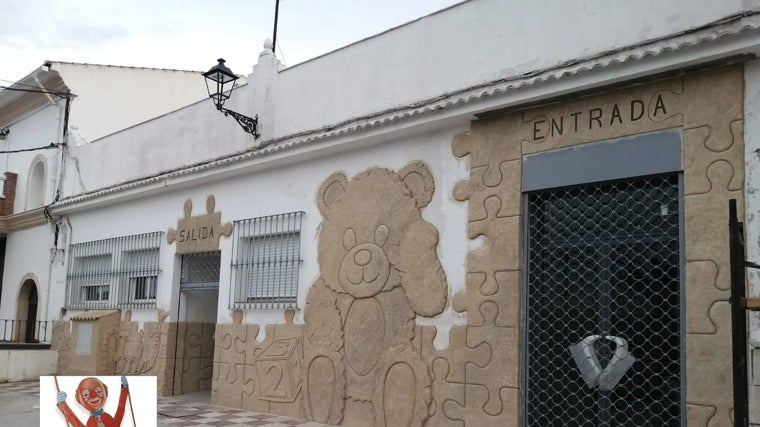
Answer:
xmin=745 ymin=60 xmax=760 ymax=342
xmin=59 ymin=0 xmax=760 ymax=199
xmin=744 ymin=59 xmax=760 ymax=425
xmin=273 ymin=0 xmax=760 ymax=136
xmin=181 ymin=290 xmax=218 ymax=324
xmin=61 ymin=97 xmax=249 ymax=198
xmin=58 ymin=121 xmax=470 ymax=340
xmin=54 ymin=63 xmax=211 ymax=144
xmin=0 ymin=225 xmax=54 ymax=322
xmin=0 ymin=349 xmax=57 ymax=382
xmin=1 ymin=104 xmax=61 ymax=213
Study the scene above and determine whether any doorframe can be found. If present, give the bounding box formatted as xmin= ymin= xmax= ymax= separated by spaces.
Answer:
xmin=519 ymin=173 xmax=687 ymax=426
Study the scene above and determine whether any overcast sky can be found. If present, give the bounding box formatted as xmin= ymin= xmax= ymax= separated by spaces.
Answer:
xmin=0 ymin=0 xmax=464 ymax=84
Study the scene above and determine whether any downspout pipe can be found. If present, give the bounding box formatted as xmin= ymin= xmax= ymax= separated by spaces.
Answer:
xmin=33 ymin=72 xmax=71 ymax=327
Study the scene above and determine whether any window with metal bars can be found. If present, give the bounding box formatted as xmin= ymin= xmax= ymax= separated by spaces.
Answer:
xmin=65 ymin=232 xmax=163 ymax=309
xmin=230 ymin=212 xmax=304 ymax=309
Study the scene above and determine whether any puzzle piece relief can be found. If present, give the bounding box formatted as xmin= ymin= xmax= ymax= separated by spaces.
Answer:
xmin=686 ymin=301 xmax=734 ymax=427
xmin=453 ymin=162 xmax=521 ymax=222
xmin=443 ymin=384 xmax=518 ymax=427
xmin=166 ymin=195 xmax=233 ymax=254
xmin=427 ymin=358 xmax=465 ymax=427
xmin=684 ymin=124 xmax=744 ymax=195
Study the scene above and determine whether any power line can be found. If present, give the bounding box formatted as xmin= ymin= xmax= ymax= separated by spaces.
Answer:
xmin=0 ymin=77 xmax=57 ymax=91
xmin=0 ymin=85 xmax=69 ymax=98
xmin=0 ymin=143 xmax=63 ymax=154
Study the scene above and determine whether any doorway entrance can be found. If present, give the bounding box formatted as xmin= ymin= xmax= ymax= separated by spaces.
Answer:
xmin=16 ymin=279 xmax=38 ymax=343
xmin=171 ymin=251 xmax=220 ymax=398
xmin=524 ymin=174 xmax=683 ymax=426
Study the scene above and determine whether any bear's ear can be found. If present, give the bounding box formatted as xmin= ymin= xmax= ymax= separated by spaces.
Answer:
xmin=399 ymin=161 xmax=435 ymax=208
xmin=317 ymin=172 xmax=348 ymax=215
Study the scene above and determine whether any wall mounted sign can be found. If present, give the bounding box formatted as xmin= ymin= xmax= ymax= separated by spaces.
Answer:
xmin=530 ymin=95 xmax=668 ymax=142
xmin=569 ymin=334 xmax=636 ymax=391
xmin=167 ymin=195 xmax=232 ymax=254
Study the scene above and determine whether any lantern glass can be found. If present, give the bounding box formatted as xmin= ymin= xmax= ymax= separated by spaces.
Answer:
xmin=203 ymin=58 xmax=239 ymax=108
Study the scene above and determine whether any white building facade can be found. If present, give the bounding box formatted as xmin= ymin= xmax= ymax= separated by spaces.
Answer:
xmin=4 ymin=0 xmax=760 ymax=425
xmin=0 ymin=63 xmax=210 ymax=362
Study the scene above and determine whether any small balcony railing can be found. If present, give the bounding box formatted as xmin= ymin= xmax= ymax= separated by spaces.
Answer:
xmin=0 ymin=319 xmax=53 ymax=343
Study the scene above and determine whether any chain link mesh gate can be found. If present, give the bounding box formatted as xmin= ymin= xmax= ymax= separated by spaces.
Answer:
xmin=524 ymin=174 xmax=683 ymax=426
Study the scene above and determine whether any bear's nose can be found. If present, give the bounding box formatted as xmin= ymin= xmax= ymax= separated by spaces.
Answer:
xmin=354 ymin=249 xmax=372 ymax=266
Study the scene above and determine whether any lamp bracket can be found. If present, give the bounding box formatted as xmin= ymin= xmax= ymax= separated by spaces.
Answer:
xmin=218 ymin=106 xmax=260 ymax=139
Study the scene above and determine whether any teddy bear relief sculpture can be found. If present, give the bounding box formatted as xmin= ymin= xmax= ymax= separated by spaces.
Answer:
xmin=302 ymin=161 xmax=448 ymax=426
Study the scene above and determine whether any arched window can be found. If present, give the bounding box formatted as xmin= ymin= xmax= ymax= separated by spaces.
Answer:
xmin=26 ymin=157 xmax=46 ymax=209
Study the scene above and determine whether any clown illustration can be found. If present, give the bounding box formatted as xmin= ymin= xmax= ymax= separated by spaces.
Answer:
xmin=56 ymin=376 xmax=130 ymax=427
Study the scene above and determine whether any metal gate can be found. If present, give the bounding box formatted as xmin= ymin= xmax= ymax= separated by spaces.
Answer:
xmin=524 ymin=173 xmax=683 ymax=426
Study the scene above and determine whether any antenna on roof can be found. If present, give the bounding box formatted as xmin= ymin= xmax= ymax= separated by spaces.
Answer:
xmin=272 ymin=0 xmax=280 ymax=54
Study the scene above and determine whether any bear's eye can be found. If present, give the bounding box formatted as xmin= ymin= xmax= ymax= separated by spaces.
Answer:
xmin=343 ymin=229 xmax=356 ymax=251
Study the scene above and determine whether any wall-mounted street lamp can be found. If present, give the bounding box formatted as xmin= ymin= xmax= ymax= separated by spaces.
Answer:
xmin=0 ymin=128 xmax=8 ymax=140
xmin=202 ymin=58 xmax=260 ymax=139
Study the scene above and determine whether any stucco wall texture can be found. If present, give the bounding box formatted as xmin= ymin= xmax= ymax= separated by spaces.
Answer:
xmin=50 ymin=65 xmax=743 ymax=426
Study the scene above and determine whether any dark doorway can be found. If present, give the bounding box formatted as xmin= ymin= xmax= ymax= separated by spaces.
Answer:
xmin=25 ymin=285 xmax=38 ymax=342
xmin=524 ymin=174 xmax=683 ymax=426
xmin=17 ymin=279 xmax=38 ymax=343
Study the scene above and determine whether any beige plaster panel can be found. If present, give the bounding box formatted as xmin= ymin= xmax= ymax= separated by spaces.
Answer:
xmin=453 ymin=160 xmax=522 ymax=224
xmin=62 ymin=310 xmax=120 ymax=375
xmin=299 ymin=162 xmax=447 ymax=426
xmin=686 ymin=261 xmax=729 ymax=334
xmin=103 ymin=309 xmax=171 ymax=377
xmin=448 ymin=65 xmax=743 ymax=426
xmin=210 ymin=309 xmax=305 ymax=417
xmin=520 ymin=77 xmax=683 ymax=154
xmin=51 ymin=320 xmax=72 ymax=373
xmin=686 ymin=302 xmax=734 ymax=427
xmin=162 ymin=322 xmax=215 ymax=395
xmin=167 ymin=195 xmax=233 ymax=254
xmin=418 ymin=313 xmax=518 ymax=427
xmin=54 ymin=311 xmax=174 ymax=393
xmin=197 ymin=67 xmax=745 ymax=424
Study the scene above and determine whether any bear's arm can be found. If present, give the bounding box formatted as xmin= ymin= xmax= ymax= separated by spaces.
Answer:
xmin=398 ymin=220 xmax=448 ymax=317
xmin=303 ymin=278 xmax=343 ymax=348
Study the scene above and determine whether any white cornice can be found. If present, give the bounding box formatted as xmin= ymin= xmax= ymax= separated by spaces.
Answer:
xmin=0 ymin=207 xmax=49 ymax=232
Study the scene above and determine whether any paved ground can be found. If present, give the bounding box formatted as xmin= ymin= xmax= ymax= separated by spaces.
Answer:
xmin=0 ymin=381 xmax=331 ymax=427
xmin=0 ymin=381 xmax=39 ymax=427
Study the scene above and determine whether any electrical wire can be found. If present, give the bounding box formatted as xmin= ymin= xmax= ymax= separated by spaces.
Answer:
xmin=0 ymin=142 xmax=63 ymax=154
xmin=0 ymin=77 xmax=50 ymax=90
xmin=0 ymin=85 xmax=69 ymax=98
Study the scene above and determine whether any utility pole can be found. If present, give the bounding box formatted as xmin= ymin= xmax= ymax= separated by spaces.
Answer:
xmin=272 ymin=0 xmax=280 ymax=53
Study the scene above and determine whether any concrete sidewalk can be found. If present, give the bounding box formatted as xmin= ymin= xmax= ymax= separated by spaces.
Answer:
xmin=0 ymin=381 xmax=331 ymax=426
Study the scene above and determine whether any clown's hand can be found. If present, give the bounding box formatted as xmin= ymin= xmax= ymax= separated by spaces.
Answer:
xmin=121 ymin=376 xmax=128 ymax=388
xmin=57 ymin=391 xmax=66 ymax=404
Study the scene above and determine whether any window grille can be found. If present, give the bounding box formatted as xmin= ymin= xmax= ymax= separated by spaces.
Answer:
xmin=230 ymin=211 xmax=304 ymax=309
xmin=180 ymin=251 xmax=221 ymax=288
xmin=65 ymin=232 xmax=163 ymax=309
xmin=524 ymin=174 xmax=682 ymax=426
